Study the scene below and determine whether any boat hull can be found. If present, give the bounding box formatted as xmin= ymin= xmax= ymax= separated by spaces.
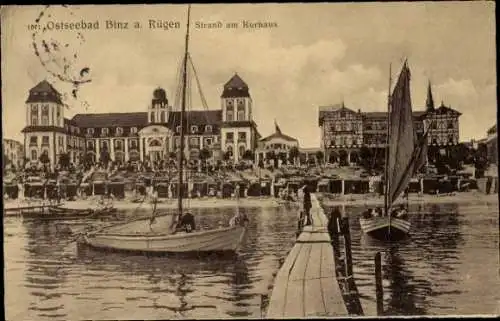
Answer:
xmin=78 ymin=215 xmax=247 ymax=254
xmin=359 ymin=217 xmax=411 ymax=241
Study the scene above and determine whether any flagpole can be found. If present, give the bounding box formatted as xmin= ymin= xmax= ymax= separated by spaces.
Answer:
xmin=384 ymin=64 xmax=392 ymax=233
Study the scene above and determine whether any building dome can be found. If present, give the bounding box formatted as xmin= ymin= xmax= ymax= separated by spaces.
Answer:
xmin=153 ymin=87 xmax=167 ymax=101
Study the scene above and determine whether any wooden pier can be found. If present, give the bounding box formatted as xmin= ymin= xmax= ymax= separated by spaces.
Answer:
xmin=266 ymin=194 xmax=355 ymax=318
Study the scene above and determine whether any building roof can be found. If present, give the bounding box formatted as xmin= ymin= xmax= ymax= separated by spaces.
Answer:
xmin=427 ymin=102 xmax=462 ymax=116
xmin=26 ymin=80 xmax=63 ymax=105
xmin=363 ymin=110 xmax=427 ymax=119
xmin=71 ymin=112 xmax=148 ymax=128
xmin=487 ymin=124 xmax=497 ymax=135
xmin=168 ymin=110 xmax=222 ymax=126
xmin=260 ymin=132 xmax=298 ymax=142
xmin=221 ymin=73 xmax=250 ymax=98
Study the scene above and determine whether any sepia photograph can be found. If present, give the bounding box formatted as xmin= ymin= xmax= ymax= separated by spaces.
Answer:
xmin=1 ymin=2 xmax=498 ymax=319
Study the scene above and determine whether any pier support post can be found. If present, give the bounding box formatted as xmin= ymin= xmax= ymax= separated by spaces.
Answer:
xmin=341 ymin=217 xmax=354 ymax=278
xmin=328 ymin=209 xmax=342 ymax=258
xmin=375 ymin=252 xmax=384 ymax=316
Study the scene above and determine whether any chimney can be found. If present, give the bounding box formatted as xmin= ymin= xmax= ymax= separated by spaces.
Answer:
xmin=358 ymin=109 xmax=361 ymax=113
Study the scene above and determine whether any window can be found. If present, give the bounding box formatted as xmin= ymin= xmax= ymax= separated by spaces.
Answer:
xmin=239 ymin=145 xmax=245 ymax=157
xmin=176 ymin=126 xmax=181 ymax=133
xmin=101 ymin=141 xmax=109 ymax=150
xmin=432 ymin=138 xmax=438 ymax=145
xmin=204 ymin=138 xmax=212 ymax=146
xmin=131 ymin=127 xmax=138 ymax=134
xmin=130 ymin=139 xmax=138 ymax=149
xmin=189 ymin=137 xmax=199 ymax=147
xmin=205 ymin=125 xmax=212 ymax=133
xmin=150 ymin=112 xmax=155 ymax=123
xmin=31 ymin=149 xmax=37 ymax=160
xmin=226 ymin=100 xmax=234 ymax=121
xmin=115 ymin=140 xmax=123 ymax=150
xmin=31 ymin=116 xmax=38 ymax=126
xmin=238 ymin=132 xmax=247 ymax=142
xmin=42 ymin=136 xmax=49 ymax=146
xmin=448 ymin=134 xmax=454 ymax=144
xmin=101 ymin=128 xmax=109 ymax=136
xmin=365 ymin=123 xmax=372 ymax=130
xmin=227 ymin=145 xmax=233 ymax=156
xmin=160 ymin=111 xmax=166 ymax=123
xmin=431 ymin=122 xmax=437 ymax=129
xmin=116 ymin=127 xmax=123 ymax=136
xmin=340 ymin=111 xmax=346 ymax=118
xmin=226 ymin=132 xmax=234 ymax=142
xmin=237 ymin=99 xmax=245 ymax=121
xmin=191 ymin=125 xmax=198 ymax=133
xmin=174 ymin=137 xmax=181 ymax=148
xmin=87 ymin=128 xmax=94 ymax=135
xmin=447 ymin=120 xmax=454 ymax=129
xmin=30 ymin=136 xmax=37 ymax=146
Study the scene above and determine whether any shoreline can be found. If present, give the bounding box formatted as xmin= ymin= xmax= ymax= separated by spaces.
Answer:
xmin=3 ymin=191 xmax=497 ymax=212
xmin=317 ymin=192 xmax=499 ymax=207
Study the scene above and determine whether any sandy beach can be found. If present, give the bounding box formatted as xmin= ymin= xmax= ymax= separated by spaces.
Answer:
xmin=4 ymin=191 xmax=497 ymax=212
xmin=44 ymin=197 xmax=283 ymax=211
xmin=317 ymin=191 xmax=499 ymax=207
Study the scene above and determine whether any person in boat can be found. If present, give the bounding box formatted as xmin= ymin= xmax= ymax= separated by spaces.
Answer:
xmin=362 ymin=208 xmax=373 ymax=219
xmin=175 ymin=212 xmax=196 ymax=233
xmin=229 ymin=212 xmax=249 ymax=227
xmin=301 ymin=184 xmax=312 ymax=225
xmin=395 ymin=205 xmax=408 ymax=218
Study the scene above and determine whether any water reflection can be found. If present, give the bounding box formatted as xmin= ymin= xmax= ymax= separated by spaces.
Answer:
xmin=6 ymin=206 xmax=298 ymax=320
xmin=329 ymin=202 xmax=499 ymax=316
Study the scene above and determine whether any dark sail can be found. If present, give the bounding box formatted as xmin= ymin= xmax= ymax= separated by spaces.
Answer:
xmin=386 ymin=61 xmax=416 ymax=207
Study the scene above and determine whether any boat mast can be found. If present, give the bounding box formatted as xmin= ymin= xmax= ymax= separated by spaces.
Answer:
xmin=384 ymin=64 xmax=392 ymax=220
xmin=178 ymin=4 xmax=191 ymax=217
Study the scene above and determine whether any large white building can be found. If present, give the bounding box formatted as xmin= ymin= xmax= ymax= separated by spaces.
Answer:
xmin=22 ymin=74 xmax=261 ymax=168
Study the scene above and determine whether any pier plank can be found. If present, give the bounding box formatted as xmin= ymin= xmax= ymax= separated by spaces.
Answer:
xmin=305 ymin=278 xmax=327 ymax=317
xmin=283 ymin=280 xmax=304 ymax=318
xmin=267 ymin=244 xmax=303 ymax=318
xmin=304 ymin=243 xmax=322 ymax=280
xmin=321 ymin=276 xmax=348 ymax=316
xmin=289 ymin=243 xmax=312 ymax=281
xmin=320 ymin=242 xmax=336 ymax=278
xmin=267 ymin=194 xmax=350 ymax=318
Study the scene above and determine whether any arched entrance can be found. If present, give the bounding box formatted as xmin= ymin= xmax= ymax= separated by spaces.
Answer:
xmin=329 ymin=151 xmax=338 ymax=164
xmin=148 ymin=138 xmax=164 ymax=162
xmin=338 ymin=149 xmax=348 ymax=166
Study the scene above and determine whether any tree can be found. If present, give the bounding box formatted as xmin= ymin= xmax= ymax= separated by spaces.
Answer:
xmin=242 ymin=149 xmax=254 ymax=162
xmin=58 ymin=152 xmax=71 ymax=170
xmin=359 ymin=146 xmax=373 ymax=170
xmin=39 ymin=152 xmax=50 ymax=171
xmin=100 ymin=148 xmax=111 ymax=168
xmin=315 ymin=150 xmax=324 ymax=165
xmin=3 ymin=152 xmax=11 ymax=169
xmin=289 ymin=146 xmax=299 ymax=165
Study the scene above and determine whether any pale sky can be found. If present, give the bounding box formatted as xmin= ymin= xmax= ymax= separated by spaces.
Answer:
xmin=1 ymin=3 xmax=496 ymax=147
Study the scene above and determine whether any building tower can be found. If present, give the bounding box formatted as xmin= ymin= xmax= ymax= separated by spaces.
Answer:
xmin=148 ymin=87 xmax=170 ymax=124
xmin=220 ymin=73 xmax=257 ymax=161
xmin=425 ymin=80 xmax=435 ymax=112
xmin=21 ymin=80 xmax=65 ymax=169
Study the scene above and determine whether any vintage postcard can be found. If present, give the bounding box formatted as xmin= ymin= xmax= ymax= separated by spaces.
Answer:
xmin=2 ymin=2 xmax=498 ymax=320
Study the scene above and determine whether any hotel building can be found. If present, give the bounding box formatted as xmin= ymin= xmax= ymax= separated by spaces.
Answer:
xmin=21 ymin=74 xmax=260 ymax=168
xmin=318 ymin=83 xmax=462 ymax=165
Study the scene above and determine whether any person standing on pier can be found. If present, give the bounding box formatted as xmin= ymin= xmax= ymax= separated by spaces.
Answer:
xmin=302 ymin=184 xmax=312 ymax=225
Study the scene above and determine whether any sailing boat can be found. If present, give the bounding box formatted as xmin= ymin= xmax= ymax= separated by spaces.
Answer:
xmin=359 ymin=61 xmax=428 ymax=241
xmin=78 ymin=5 xmax=248 ymax=255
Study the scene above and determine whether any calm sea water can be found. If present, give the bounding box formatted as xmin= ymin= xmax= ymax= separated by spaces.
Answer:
xmin=326 ymin=200 xmax=500 ymax=316
xmin=4 ymin=200 xmax=500 ymax=319
xmin=4 ymin=205 xmax=299 ymax=320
